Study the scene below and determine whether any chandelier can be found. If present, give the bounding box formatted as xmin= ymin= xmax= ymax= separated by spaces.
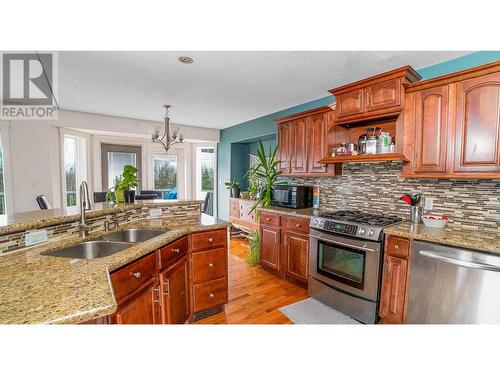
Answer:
xmin=150 ymin=104 xmax=183 ymax=152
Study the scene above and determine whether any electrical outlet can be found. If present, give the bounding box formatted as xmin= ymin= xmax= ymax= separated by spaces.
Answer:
xmin=149 ymin=208 xmax=162 ymax=217
xmin=25 ymin=230 xmax=48 ymax=246
xmin=424 ymin=197 xmax=434 ymax=211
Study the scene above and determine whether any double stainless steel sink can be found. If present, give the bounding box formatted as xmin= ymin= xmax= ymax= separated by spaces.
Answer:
xmin=43 ymin=229 xmax=166 ymax=260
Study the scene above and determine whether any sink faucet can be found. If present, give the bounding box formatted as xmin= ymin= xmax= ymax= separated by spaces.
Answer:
xmin=78 ymin=181 xmax=92 ymax=238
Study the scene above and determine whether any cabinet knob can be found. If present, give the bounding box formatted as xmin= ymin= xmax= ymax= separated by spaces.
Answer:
xmin=130 ymin=272 xmax=141 ymax=278
xmin=266 ymin=218 xmax=271 ymax=221
xmin=209 ymin=293 xmax=214 ymax=298
xmin=172 ymin=248 xmax=181 ymax=253
xmin=208 ymin=262 xmax=214 ymax=268
xmin=295 ymin=224 xmax=301 ymax=227
xmin=394 ymin=244 xmax=399 ymax=250
xmin=208 ymin=237 xmax=213 ymax=243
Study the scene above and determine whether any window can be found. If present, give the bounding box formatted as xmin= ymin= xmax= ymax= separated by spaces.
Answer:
xmin=153 ymin=154 xmax=177 ymax=199
xmin=0 ymin=141 xmax=5 ymax=214
xmin=63 ymin=135 xmax=88 ymax=208
xmin=195 ymin=147 xmax=215 ymax=214
xmin=101 ymin=144 xmax=142 ymax=191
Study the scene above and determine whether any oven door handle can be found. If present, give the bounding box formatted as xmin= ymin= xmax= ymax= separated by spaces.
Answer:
xmin=309 ymin=234 xmax=379 ymax=253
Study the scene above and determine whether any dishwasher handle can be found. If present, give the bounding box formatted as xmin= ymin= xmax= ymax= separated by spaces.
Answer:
xmin=419 ymin=250 xmax=500 ymax=273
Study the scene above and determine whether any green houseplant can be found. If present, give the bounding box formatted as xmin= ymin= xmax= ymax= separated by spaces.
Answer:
xmin=121 ymin=164 xmax=138 ymax=203
xmin=224 ymin=181 xmax=241 ymax=198
xmin=247 ymin=141 xmax=284 ymax=213
xmin=106 ymin=175 xmax=125 ymax=204
xmin=246 ymin=230 xmax=260 ymax=266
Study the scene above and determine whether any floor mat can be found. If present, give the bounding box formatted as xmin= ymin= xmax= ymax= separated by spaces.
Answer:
xmin=279 ymin=298 xmax=361 ymax=324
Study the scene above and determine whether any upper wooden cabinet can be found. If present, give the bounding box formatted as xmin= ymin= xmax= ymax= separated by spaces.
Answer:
xmin=330 ymin=66 xmax=421 ymax=125
xmin=454 ymin=72 xmax=500 ymax=173
xmin=274 ymin=107 xmax=337 ymax=176
xmin=403 ymin=60 xmax=500 ymax=178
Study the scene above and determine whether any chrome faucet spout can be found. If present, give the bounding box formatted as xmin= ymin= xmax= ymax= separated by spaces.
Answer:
xmin=79 ymin=181 xmax=92 ymax=237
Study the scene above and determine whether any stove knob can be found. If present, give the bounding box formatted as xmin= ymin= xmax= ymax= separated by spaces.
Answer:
xmin=368 ymin=229 xmax=375 ymax=237
xmin=313 ymin=219 xmax=319 ymax=225
xmin=358 ymin=228 xmax=366 ymax=235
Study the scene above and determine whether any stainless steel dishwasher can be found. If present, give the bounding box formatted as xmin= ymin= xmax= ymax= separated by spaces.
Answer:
xmin=407 ymin=241 xmax=500 ymax=324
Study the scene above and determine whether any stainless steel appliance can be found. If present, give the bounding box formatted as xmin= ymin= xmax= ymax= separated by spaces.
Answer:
xmin=308 ymin=210 xmax=402 ymax=323
xmin=270 ymin=184 xmax=313 ymax=209
xmin=407 ymin=241 xmax=500 ymax=324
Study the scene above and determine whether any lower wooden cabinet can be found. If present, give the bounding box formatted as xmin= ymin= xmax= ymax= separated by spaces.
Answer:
xmin=112 ymin=279 xmax=161 ymax=324
xmin=260 ymin=224 xmax=281 ymax=272
xmin=160 ymin=256 xmax=190 ymax=324
xmin=259 ymin=212 xmax=309 ymax=285
xmin=379 ymin=235 xmax=412 ymax=324
xmin=283 ymin=231 xmax=309 ymax=284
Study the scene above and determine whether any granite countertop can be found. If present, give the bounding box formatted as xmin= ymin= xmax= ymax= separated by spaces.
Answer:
xmin=384 ymin=222 xmax=500 ymax=254
xmin=0 ymin=214 xmax=228 ymax=324
xmin=0 ymin=199 xmax=203 ymax=236
xmin=258 ymin=206 xmax=317 ymax=220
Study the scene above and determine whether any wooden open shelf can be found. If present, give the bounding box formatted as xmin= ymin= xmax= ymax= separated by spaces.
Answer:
xmin=319 ymin=153 xmax=409 ymax=164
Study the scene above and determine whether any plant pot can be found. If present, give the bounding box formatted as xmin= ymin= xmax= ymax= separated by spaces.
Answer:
xmin=124 ymin=190 xmax=136 ymax=204
xmin=115 ymin=189 xmax=125 ymax=203
xmin=232 ymin=187 xmax=241 ymax=199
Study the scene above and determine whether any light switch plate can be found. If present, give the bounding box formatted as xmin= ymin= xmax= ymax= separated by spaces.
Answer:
xmin=149 ymin=208 xmax=162 ymax=217
xmin=424 ymin=197 xmax=434 ymax=211
xmin=25 ymin=230 xmax=48 ymax=246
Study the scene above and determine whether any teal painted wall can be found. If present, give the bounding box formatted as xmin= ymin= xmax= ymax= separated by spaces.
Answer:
xmin=217 ymin=51 xmax=500 ymax=219
xmin=249 ymin=138 xmax=277 ymax=156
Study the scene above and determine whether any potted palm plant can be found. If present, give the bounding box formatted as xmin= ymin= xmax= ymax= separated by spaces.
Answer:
xmin=224 ymin=181 xmax=241 ymax=198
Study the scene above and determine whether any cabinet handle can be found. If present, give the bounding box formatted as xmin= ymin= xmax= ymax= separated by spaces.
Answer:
xmin=295 ymin=224 xmax=301 ymax=227
xmin=208 ymin=237 xmax=213 ymax=243
xmin=209 ymin=293 xmax=214 ymax=298
xmin=208 ymin=262 xmax=214 ymax=268
xmin=154 ymin=286 xmax=161 ymax=303
xmin=384 ymin=260 xmax=390 ymax=277
xmin=171 ymin=248 xmax=181 ymax=254
xmin=394 ymin=244 xmax=399 ymax=250
xmin=130 ymin=272 xmax=141 ymax=278
xmin=163 ymin=280 xmax=170 ymax=296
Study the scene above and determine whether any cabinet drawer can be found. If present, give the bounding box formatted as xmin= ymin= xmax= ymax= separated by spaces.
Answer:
xmin=192 ymin=277 xmax=228 ymax=313
xmin=192 ymin=248 xmax=227 ymax=284
xmin=158 ymin=235 xmax=188 ymax=270
xmin=191 ymin=229 xmax=227 ymax=251
xmin=111 ymin=252 xmax=157 ymax=302
xmin=386 ymin=236 xmax=410 ymax=258
xmin=283 ymin=216 xmax=309 ymax=234
xmin=260 ymin=212 xmax=280 ymax=227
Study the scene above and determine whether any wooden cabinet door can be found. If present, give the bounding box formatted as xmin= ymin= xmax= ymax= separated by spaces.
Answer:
xmin=114 ymin=280 xmax=161 ymax=324
xmin=260 ymin=225 xmax=280 ymax=271
xmin=284 ymin=232 xmax=309 ymax=284
xmin=413 ymin=86 xmax=449 ymax=173
xmin=160 ymin=257 xmax=189 ymax=324
xmin=379 ymin=255 xmax=408 ymax=324
xmin=337 ymin=90 xmax=363 ymax=118
xmin=454 ymin=72 xmax=500 ymax=173
xmin=277 ymin=122 xmax=291 ymax=173
xmin=290 ymin=117 xmax=308 ymax=173
xmin=307 ymin=112 xmax=328 ymax=173
xmin=364 ymin=78 xmax=401 ymax=112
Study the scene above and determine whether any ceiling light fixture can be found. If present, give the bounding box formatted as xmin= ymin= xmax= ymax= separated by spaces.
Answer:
xmin=178 ymin=56 xmax=193 ymax=64
xmin=150 ymin=104 xmax=183 ymax=152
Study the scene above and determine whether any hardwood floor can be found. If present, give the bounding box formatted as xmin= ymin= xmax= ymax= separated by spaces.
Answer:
xmin=193 ymin=238 xmax=308 ymax=324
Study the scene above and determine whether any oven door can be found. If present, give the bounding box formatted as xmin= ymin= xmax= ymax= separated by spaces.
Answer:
xmin=309 ymin=229 xmax=382 ymax=301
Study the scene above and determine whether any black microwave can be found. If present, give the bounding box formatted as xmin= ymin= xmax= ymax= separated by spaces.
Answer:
xmin=270 ymin=185 xmax=313 ymax=209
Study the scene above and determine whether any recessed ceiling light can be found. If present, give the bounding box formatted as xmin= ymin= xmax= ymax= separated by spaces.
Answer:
xmin=178 ymin=56 xmax=193 ymax=64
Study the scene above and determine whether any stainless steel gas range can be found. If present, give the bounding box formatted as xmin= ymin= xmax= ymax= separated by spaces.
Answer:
xmin=308 ymin=210 xmax=402 ymax=324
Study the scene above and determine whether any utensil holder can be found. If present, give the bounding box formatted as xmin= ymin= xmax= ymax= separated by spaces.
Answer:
xmin=409 ymin=206 xmax=421 ymax=223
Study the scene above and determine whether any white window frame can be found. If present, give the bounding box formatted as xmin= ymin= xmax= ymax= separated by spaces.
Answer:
xmin=192 ymin=142 xmax=217 ymax=217
xmin=145 ymin=144 xmax=186 ymax=200
xmin=0 ymin=123 xmax=13 ymax=214
xmin=59 ymin=128 xmax=90 ymax=209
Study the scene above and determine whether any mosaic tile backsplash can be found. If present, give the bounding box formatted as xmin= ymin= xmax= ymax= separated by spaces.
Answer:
xmin=0 ymin=203 xmax=202 ymax=255
xmin=291 ymin=162 xmax=500 ymax=233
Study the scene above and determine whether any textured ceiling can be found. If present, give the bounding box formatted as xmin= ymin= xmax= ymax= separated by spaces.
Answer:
xmin=58 ymin=51 xmax=469 ymax=129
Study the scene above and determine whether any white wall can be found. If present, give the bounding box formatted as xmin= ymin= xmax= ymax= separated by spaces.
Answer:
xmin=1 ymin=110 xmax=219 ymax=213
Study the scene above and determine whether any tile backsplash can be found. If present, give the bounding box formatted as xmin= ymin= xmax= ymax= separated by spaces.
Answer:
xmin=292 ymin=162 xmax=500 ymax=233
